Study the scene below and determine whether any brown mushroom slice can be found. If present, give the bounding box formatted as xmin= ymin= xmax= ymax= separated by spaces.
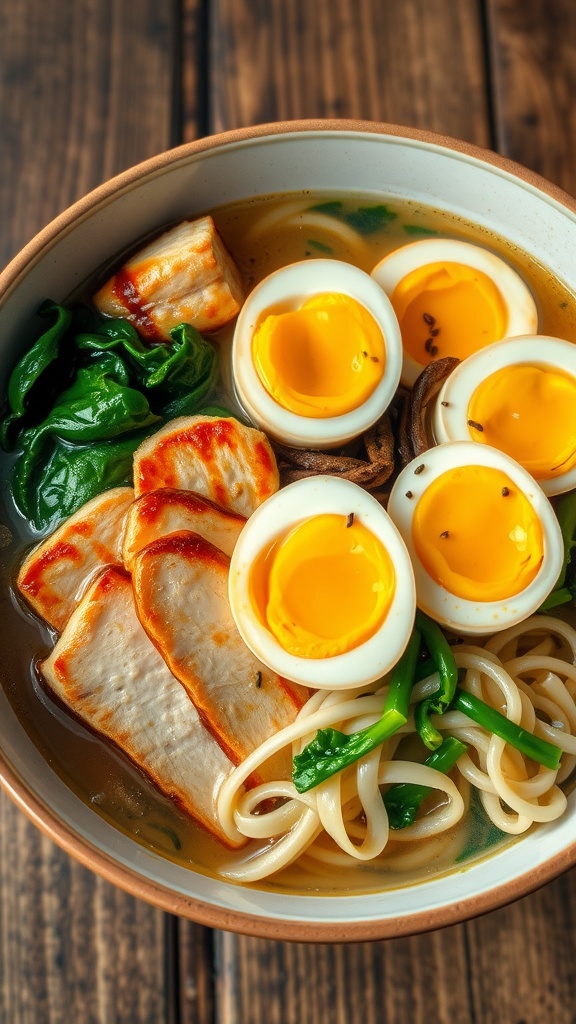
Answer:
xmin=133 ymin=415 xmax=279 ymax=517
xmin=92 ymin=217 xmax=244 ymax=340
xmin=40 ymin=567 xmax=242 ymax=848
xmin=132 ymin=531 xmax=307 ymax=768
xmin=122 ymin=488 xmax=245 ymax=569
xmin=275 ymin=412 xmax=395 ymax=490
xmin=17 ymin=487 xmax=134 ymax=632
xmin=409 ymin=357 xmax=459 ymax=457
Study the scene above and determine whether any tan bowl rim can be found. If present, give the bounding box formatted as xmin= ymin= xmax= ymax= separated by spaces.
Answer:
xmin=2 ymin=118 xmax=576 ymax=942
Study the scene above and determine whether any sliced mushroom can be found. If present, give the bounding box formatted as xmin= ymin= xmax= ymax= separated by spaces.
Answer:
xmin=274 ymin=411 xmax=395 ymax=491
xmin=409 ymin=357 xmax=459 ymax=457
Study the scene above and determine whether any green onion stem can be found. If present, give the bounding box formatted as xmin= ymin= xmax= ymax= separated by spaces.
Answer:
xmin=292 ymin=629 xmax=421 ymax=793
xmin=452 ymin=688 xmax=562 ymax=770
xmin=413 ymin=611 xmax=459 ymax=750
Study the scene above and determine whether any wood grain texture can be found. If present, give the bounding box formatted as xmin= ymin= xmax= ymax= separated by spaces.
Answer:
xmin=487 ymin=0 xmax=576 ymax=194
xmin=205 ymin=0 xmax=491 ymax=146
xmin=0 ymin=0 xmax=177 ymax=266
xmin=0 ymin=808 xmax=173 ymax=1024
xmin=211 ymin=927 xmax=473 ymax=1024
xmin=0 ymin=2 xmax=188 ymax=1022
xmin=466 ymin=871 xmax=576 ymax=1022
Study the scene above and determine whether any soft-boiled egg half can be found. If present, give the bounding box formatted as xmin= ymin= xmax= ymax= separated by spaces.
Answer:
xmin=228 ymin=476 xmax=416 ymax=689
xmin=371 ymin=239 xmax=538 ymax=386
xmin=433 ymin=336 xmax=576 ymax=496
xmin=388 ymin=442 xmax=563 ymax=635
xmin=232 ymin=260 xmax=403 ymax=449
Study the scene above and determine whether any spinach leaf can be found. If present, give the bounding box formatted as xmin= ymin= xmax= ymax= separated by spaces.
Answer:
xmin=14 ymin=429 xmax=156 ymax=532
xmin=76 ymin=320 xmax=218 ymax=418
xmin=0 ymin=302 xmax=72 ymax=449
xmin=1 ymin=302 xmax=220 ymax=532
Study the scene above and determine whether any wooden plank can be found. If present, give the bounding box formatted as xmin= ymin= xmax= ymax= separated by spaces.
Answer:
xmin=177 ymin=924 xmax=216 ymax=1024
xmin=466 ymin=872 xmax=576 ymax=1022
xmin=0 ymin=2 xmax=192 ymax=1022
xmin=0 ymin=0 xmax=177 ymax=266
xmin=203 ymin=0 xmax=491 ymax=146
xmin=211 ymin=927 xmax=473 ymax=1024
xmin=487 ymin=0 xmax=576 ymax=194
xmin=0 ymin=814 xmax=173 ymax=1024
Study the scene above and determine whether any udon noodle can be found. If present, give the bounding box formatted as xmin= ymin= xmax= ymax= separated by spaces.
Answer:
xmin=216 ymin=615 xmax=576 ymax=882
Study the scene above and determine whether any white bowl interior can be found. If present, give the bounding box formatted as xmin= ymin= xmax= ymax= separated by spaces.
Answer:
xmin=2 ymin=128 xmax=576 ymax=934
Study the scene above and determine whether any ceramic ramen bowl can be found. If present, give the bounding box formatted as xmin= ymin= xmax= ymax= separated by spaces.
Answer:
xmin=1 ymin=121 xmax=576 ymax=942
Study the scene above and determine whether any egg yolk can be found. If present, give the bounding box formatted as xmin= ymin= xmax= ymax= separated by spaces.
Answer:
xmin=391 ymin=262 xmax=507 ymax=366
xmin=412 ymin=466 xmax=544 ymax=602
xmin=467 ymin=364 xmax=576 ymax=480
xmin=249 ymin=513 xmax=396 ymax=658
xmin=251 ymin=293 xmax=385 ymax=418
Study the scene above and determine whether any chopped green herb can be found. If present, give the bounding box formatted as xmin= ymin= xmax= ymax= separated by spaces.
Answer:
xmin=308 ymin=201 xmax=397 ymax=235
xmin=306 ymin=239 xmax=333 ymax=254
xmin=414 ymin=611 xmax=458 ymax=751
xmin=343 ymin=204 xmax=397 ymax=235
xmin=403 ymin=225 xmax=438 ymax=237
xmin=455 ymin=788 xmax=506 ymax=863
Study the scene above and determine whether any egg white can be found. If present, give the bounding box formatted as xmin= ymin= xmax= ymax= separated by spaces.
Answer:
xmin=387 ymin=441 xmax=563 ymax=635
xmin=370 ymin=238 xmax=538 ymax=387
xmin=228 ymin=476 xmax=416 ymax=689
xmin=232 ymin=259 xmax=403 ymax=449
xmin=433 ymin=335 xmax=576 ymax=497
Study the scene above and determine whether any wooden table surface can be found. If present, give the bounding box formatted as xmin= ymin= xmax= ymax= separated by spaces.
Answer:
xmin=1 ymin=1 xmax=576 ymax=1021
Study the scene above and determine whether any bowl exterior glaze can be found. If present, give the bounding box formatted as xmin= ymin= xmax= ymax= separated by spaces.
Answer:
xmin=2 ymin=120 xmax=576 ymax=942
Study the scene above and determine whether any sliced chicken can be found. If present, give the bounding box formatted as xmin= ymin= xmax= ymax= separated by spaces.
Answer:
xmin=92 ymin=217 xmax=244 ymax=340
xmin=133 ymin=415 xmax=279 ymax=517
xmin=132 ymin=532 xmax=307 ymax=767
xmin=18 ymin=487 xmax=134 ymax=632
xmin=40 ymin=567 xmax=242 ymax=848
xmin=122 ymin=488 xmax=245 ymax=569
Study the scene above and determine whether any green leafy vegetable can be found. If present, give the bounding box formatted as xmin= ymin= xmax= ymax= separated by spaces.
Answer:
xmin=451 ymin=688 xmax=562 ymax=770
xmin=0 ymin=302 xmax=72 ymax=449
xmin=148 ymin=823 xmax=182 ymax=851
xmin=455 ymin=788 xmax=505 ymax=863
xmin=402 ymin=224 xmax=438 ymax=237
xmin=292 ymin=629 xmax=421 ymax=793
xmin=76 ymin=319 xmax=217 ymax=419
xmin=1 ymin=303 xmax=219 ymax=531
xmin=309 ymin=201 xmax=397 ymax=235
xmin=414 ymin=610 xmax=459 ymax=751
xmin=14 ymin=430 xmax=156 ymax=532
xmin=539 ymin=491 xmax=576 ymax=610
xmin=383 ymin=737 xmax=467 ymax=829
xmin=306 ymin=239 xmax=333 ymax=254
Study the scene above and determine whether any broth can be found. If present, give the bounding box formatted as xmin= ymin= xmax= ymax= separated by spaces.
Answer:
xmin=1 ymin=190 xmax=576 ymax=895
